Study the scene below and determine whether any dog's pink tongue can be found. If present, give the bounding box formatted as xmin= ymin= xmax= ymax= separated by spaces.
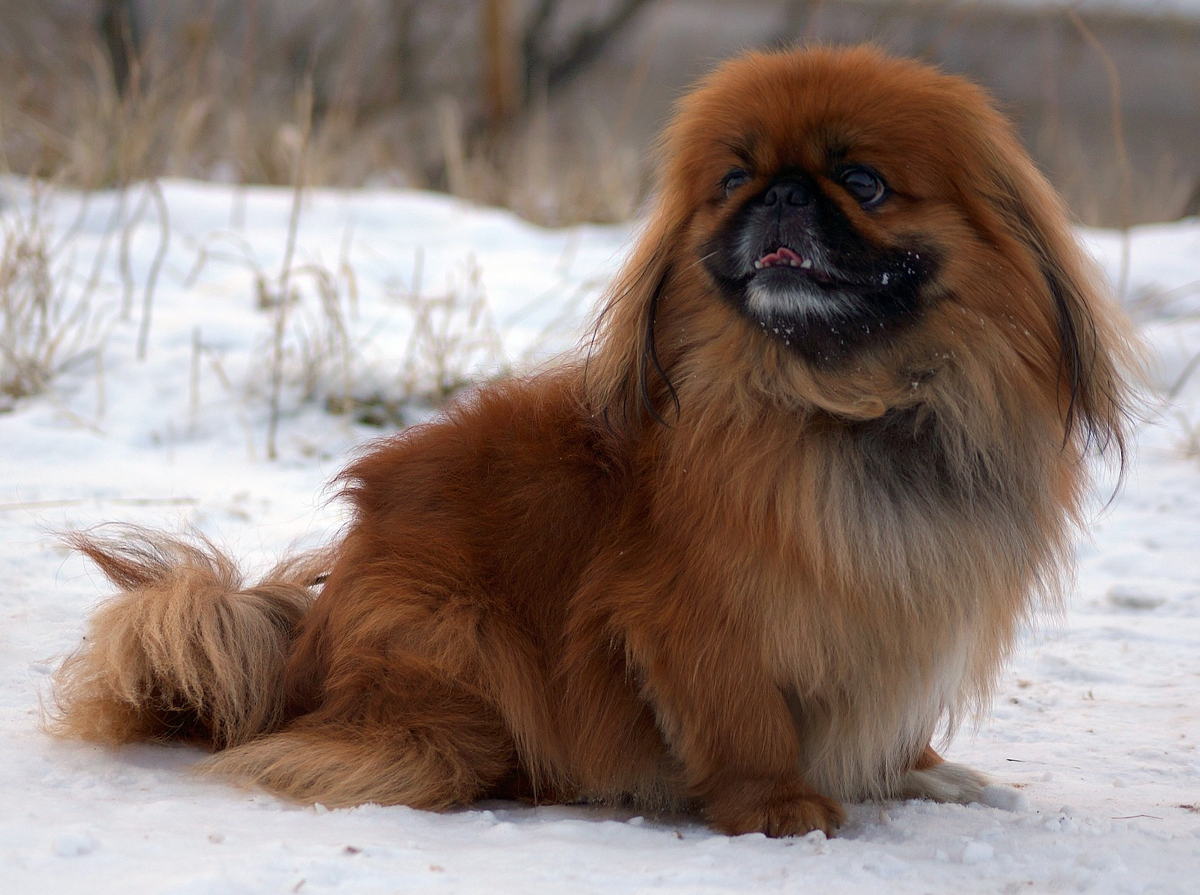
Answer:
xmin=759 ymin=246 xmax=804 ymax=267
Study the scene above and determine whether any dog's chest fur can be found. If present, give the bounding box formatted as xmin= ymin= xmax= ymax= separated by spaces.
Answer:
xmin=730 ymin=409 xmax=1048 ymax=800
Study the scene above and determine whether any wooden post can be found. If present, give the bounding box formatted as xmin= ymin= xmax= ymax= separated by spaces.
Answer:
xmin=482 ymin=0 xmax=518 ymax=130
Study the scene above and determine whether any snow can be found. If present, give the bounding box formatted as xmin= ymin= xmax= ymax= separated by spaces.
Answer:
xmin=2 ymin=179 xmax=1199 ymax=893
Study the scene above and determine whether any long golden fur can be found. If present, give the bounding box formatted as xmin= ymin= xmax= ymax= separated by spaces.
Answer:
xmin=49 ymin=46 xmax=1137 ymax=837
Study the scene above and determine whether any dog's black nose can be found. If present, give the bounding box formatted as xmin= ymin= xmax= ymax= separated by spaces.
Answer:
xmin=763 ymin=180 xmax=812 ymax=207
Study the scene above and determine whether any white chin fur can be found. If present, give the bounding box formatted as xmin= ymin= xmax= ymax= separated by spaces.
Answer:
xmin=894 ymin=761 xmax=990 ymax=804
xmin=746 ymin=281 xmax=864 ymax=321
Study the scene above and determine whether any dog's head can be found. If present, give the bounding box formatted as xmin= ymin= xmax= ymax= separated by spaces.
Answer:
xmin=589 ymin=46 xmax=1134 ymax=456
xmin=683 ymin=53 xmax=952 ymax=367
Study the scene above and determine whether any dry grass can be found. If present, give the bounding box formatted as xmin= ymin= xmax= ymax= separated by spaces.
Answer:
xmin=393 ymin=254 xmax=507 ymax=406
xmin=275 ymin=249 xmax=509 ymax=430
xmin=172 ymin=195 xmax=515 ymax=439
xmin=0 ymin=171 xmax=526 ymax=449
xmin=1174 ymin=403 xmax=1200 ymax=462
xmin=0 ymin=191 xmax=105 ymax=410
xmin=222 ymin=247 xmax=510 ymax=435
xmin=0 ymin=4 xmax=646 ymax=228
xmin=3 ymin=3 xmax=1187 ymax=229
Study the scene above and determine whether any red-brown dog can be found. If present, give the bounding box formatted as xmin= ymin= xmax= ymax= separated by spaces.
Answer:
xmin=51 ymin=46 xmax=1136 ymax=837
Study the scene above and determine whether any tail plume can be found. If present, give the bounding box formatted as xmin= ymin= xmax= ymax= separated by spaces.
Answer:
xmin=48 ymin=526 xmax=328 ymax=750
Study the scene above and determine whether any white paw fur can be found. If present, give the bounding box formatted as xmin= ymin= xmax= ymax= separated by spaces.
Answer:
xmin=896 ymin=761 xmax=990 ymax=804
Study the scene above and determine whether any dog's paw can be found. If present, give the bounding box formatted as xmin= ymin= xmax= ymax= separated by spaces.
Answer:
xmin=897 ymin=760 xmax=990 ymax=804
xmin=706 ymin=779 xmax=846 ymax=837
xmin=978 ymin=782 xmax=1030 ymax=812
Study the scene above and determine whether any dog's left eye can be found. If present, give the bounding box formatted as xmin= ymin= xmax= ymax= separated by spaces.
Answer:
xmin=839 ymin=166 xmax=888 ymax=207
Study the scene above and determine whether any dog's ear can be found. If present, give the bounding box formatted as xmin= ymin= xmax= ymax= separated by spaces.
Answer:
xmin=984 ymin=145 xmax=1138 ymax=467
xmin=585 ymin=201 xmax=688 ymax=437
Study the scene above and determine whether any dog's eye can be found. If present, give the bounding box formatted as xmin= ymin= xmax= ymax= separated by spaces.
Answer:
xmin=722 ymin=168 xmax=752 ymax=197
xmin=839 ymin=166 xmax=888 ymax=207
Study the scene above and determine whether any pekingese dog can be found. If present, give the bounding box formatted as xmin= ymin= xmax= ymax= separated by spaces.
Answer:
xmin=51 ymin=46 xmax=1136 ymax=837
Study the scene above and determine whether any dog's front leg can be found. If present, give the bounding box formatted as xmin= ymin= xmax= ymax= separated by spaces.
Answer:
xmin=625 ymin=614 xmax=845 ymax=837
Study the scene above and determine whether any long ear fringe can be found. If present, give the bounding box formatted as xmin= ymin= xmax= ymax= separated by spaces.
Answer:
xmin=584 ymin=209 xmax=685 ymax=437
xmin=983 ymin=139 xmax=1143 ymax=474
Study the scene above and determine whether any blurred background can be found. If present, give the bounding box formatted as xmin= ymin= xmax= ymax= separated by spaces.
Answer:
xmin=2 ymin=0 xmax=1197 ymax=227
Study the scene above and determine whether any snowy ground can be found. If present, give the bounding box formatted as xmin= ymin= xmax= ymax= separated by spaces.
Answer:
xmin=1 ymin=180 xmax=1198 ymax=893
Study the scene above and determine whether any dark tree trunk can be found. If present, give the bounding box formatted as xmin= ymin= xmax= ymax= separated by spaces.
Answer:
xmin=97 ymin=0 xmax=141 ymax=95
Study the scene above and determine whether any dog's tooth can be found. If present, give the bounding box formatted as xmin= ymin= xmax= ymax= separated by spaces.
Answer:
xmin=801 ymin=259 xmax=812 ymax=269
xmin=754 ymin=260 xmax=763 ymax=269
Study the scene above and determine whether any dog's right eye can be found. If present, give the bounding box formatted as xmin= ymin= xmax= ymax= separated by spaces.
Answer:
xmin=722 ymin=168 xmax=751 ymax=197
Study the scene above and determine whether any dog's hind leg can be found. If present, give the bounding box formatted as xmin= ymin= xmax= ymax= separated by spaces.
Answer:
xmin=200 ymin=662 xmax=519 ymax=810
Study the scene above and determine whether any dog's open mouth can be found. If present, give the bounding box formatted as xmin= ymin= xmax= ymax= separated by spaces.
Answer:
xmin=753 ymin=246 xmax=848 ymax=288
xmin=755 ymin=246 xmax=811 ymax=271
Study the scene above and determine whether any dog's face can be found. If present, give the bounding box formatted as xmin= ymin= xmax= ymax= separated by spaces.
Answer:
xmin=656 ymin=47 xmax=1051 ymax=370
xmin=700 ymin=158 xmax=934 ymax=364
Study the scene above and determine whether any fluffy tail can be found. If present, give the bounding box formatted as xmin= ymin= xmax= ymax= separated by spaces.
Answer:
xmin=48 ymin=526 xmax=329 ymax=750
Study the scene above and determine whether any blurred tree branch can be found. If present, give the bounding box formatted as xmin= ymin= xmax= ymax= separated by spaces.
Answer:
xmin=97 ymin=0 xmax=142 ymax=95
xmin=521 ymin=0 xmax=654 ymax=104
